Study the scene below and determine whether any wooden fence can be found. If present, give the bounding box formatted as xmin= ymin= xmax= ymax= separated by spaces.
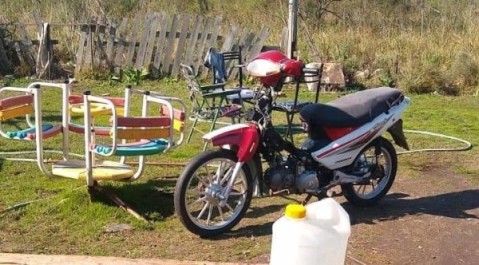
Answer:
xmin=0 ymin=11 xmax=55 ymax=78
xmin=0 ymin=23 xmax=38 ymax=76
xmin=75 ymin=12 xmax=271 ymax=79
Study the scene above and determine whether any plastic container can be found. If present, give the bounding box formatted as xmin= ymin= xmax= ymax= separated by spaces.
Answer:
xmin=269 ymin=198 xmax=351 ymax=265
xmin=304 ymin=62 xmax=323 ymax=92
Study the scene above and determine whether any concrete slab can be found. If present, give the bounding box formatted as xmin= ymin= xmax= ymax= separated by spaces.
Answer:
xmin=0 ymin=253 xmax=267 ymax=265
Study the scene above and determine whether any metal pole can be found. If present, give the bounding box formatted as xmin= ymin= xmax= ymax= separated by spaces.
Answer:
xmin=287 ymin=0 xmax=299 ymax=59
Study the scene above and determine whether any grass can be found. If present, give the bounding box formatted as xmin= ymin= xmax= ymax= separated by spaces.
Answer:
xmin=3 ymin=1 xmax=479 ymax=94
xmin=0 ymin=78 xmax=479 ymax=262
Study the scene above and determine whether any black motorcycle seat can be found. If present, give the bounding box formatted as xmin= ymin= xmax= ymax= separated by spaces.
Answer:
xmin=300 ymin=87 xmax=404 ymax=128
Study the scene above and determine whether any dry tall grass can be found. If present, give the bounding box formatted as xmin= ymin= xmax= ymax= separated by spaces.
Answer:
xmin=1 ymin=0 xmax=478 ymax=94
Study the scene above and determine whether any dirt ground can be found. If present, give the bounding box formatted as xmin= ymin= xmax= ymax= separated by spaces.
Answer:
xmin=246 ymin=154 xmax=479 ymax=265
xmin=1 ymin=153 xmax=477 ymax=265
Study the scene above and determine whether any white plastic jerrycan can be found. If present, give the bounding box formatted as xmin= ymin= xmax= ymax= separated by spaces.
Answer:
xmin=269 ymin=198 xmax=351 ymax=265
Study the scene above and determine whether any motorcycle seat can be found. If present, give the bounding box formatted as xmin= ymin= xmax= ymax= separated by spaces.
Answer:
xmin=300 ymin=87 xmax=404 ymax=128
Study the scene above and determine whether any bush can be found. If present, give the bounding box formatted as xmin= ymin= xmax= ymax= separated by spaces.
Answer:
xmin=399 ymin=63 xmax=442 ymax=94
xmin=448 ymin=51 xmax=479 ymax=88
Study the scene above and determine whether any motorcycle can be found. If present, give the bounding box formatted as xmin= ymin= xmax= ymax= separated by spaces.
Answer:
xmin=174 ymin=50 xmax=411 ymax=237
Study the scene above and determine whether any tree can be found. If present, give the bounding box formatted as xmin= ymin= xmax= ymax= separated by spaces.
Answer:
xmin=301 ymin=0 xmax=341 ymax=26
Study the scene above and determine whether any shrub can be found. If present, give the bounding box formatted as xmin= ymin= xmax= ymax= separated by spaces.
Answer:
xmin=448 ymin=51 xmax=479 ymax=88
xmin=399 ymin=64 xmax=443 ymax=94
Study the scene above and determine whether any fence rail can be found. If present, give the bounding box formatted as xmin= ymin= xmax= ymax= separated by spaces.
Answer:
xmin=1 ymin=11 xmax=271 ymax=80
xmin=74 ymin=12 xmax=271 ymax=79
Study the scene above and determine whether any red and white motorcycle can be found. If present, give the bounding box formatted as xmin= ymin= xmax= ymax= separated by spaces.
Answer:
xmin=174 ymin=50 xmax=411 ymax=237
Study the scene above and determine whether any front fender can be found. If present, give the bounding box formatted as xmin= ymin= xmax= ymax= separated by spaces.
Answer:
xmin=247 ymin=153 xmax=264 ymax=196
xmin=203 ymin=123 xmax=260 ymax=162
xmin=203 ymin=124 xmax=250 ymax=147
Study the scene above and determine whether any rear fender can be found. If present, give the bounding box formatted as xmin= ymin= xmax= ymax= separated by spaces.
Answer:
xmin=387 ymin=119 xmax=409 ymax=150
xmin=203 ymin=124 xmax=260 ymax=162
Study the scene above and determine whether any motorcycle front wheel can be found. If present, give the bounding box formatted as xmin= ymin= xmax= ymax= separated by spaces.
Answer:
xmin=174 ymin=149 xmax=253 ymax=238
xmin=341 ymin=137 xmax=397 ymax=207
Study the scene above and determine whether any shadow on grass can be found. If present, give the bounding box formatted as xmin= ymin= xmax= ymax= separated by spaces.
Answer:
xmin=213 ymin=222 xmax=275 ymax=240
xmin=92 ymin=178 xmax=177 ymax=222
xmin=208 ymin=189 xmax=479 ymax=240
xmin=208 ymin=200 xmax=291 ymax=240
xmin=342 ymin=189 xmax=479 ymax=225
xmin=245 ymin=204 xmax=283 ymax=219
xmin=87 ymin=181 xmax=479 ymax=239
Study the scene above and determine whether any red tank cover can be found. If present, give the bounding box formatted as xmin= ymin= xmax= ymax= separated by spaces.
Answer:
xmin=281 ymin=59 xmax=303 ymax=79
xmin=250 ymin=50 xmax=304 ymax=87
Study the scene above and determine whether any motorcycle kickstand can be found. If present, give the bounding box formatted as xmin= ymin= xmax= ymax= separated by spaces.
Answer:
xmin=302 ymin=188 xmax=342 ymax=205
xmin=301 ymin=191 xmax=327 ymax=205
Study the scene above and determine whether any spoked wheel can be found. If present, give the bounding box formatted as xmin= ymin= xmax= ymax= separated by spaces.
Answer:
xmin=174 ymin=149 xmax=253 ymax=238
xmin=341 ymin=137 xmax=397 ymax=206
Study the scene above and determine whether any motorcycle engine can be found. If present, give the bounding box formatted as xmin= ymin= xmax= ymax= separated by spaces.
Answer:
xmin=265 ymin=166 xmax=295 ymax=192
xmin=264 ymin=157 xmax=319 ymax=194
xmin=295 ymin=170 xmax=319 ymax=193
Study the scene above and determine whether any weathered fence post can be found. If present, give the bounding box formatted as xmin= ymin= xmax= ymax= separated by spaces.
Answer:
xmin=287 ymin=0 xmax=298 ymax=59
xmin=36 ymin=23 xmax=53 ymax=79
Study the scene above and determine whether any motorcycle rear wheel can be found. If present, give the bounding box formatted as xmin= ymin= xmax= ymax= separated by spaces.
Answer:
xmin=174 ymin=149 xmax=253 ymax=238
xmin=341 ymin=137 xmax=397 ymax=207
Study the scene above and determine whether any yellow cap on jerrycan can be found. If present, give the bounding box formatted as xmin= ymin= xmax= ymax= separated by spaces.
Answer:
xmin=269 ymin=198 xmax=351 ymax=265
xmin=284 ymin=203 xmax=306 ymax=219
